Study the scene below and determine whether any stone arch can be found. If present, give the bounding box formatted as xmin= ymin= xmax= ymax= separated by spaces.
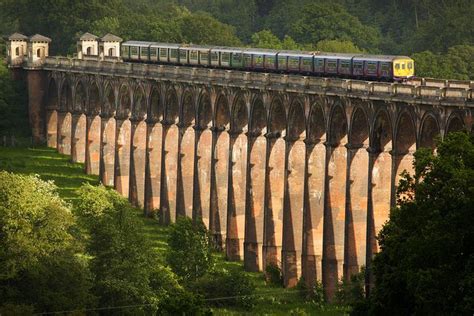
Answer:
xmin=132 ymin=85 xmax=147 ymax=120
xmin=323 ymin=100 xmax=348 ymax=298
xmin=176 ymin=88 xmax=196 ymax=220
xmin=180 ymin=88 xmax=195 ymax=126
xmin=302 ymin=100 xmax=327 ymax=284
xmin=268 ymin=96 xmax=287 ymax=135
xmin=118 ymin=84 xmax=132 ymax=118
xmin=197 ymin=91 xmax=212 ymax=128
xmin=263 ymin=95 xmax=286 ymax=269
xmin=103 ymin=82 xmax=116 ymax=116
xmin=344 ymin=105 xmax=370 ymax=280
xmin=282 ymin=97 xmax=306 ymax=287
xmin=211 ymin=92 xmax=231 ymax=247
xmin=419 ymin=112 xmax=440 ymax=150
xmin=60 ymin=80 xmax=72 ymax=111
xmin=195 ymin=90 xmax=213 ymax=228
xmin=165 ymin=87 xmax=179 ymax=123
xmin=87 ymin=81 xmax=100 ymax=115
xmin=371 ymin=108 xmax=393 ymax=153
xmin=232 ymin=93 xmax=249 ymax=132
xmin=149 ymin=85 xmax=162 ymax=121
xmin=446 ymin=111 xmax=465 ymax=136
xmin=46 ymin=78 xmax=59 ymax=148
xmin=244 ymin=94 xmax=268 ymax=268
xmin=395 ymin=110 xmax=416 ymax=155
xmin=74 ymin=80 xmax=86 ymax=112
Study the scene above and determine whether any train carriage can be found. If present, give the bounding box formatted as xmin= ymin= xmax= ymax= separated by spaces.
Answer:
xmin=120 ymin=40 xmax=415 ymax=81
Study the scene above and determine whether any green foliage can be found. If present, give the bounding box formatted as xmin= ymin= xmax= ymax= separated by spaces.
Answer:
xmin=334 ymin=270 xmax=365 ymax=308
xmin=0 ymin=61 xmax=29 ymax=137
xmin=265 ymin=263 xmax=283 ymax=286
xmin=412 ymin=45 xmax=474 ymax=80
xmin=315 ymin=40 xmax=364 ymax=54
xmin=157 ymin=288 xmax=210 ymax=315
xmin=166 ymin=217 xmax=214 ymax=282
xmin=76 ymin=184 xmax=181 ymax=314
xmin=296 ymin=278 xmax=325 ymax=308
xmin=0 ymin=172 xmax=94 ymax=313
xmin=371 ymin=132 xmax=474 ymax=314
xmin=288 ymin=2 xmax=380 ymax=52
xmin=193 ymin=269 xmax=256 ymax=309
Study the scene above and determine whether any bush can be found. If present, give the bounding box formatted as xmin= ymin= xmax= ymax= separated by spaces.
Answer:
xmin=265 ymin=263 xmax=283 ymax=286
xmin=193 ymin=269 xmax=256 ymax=309
xmin=334 ymin=270 xmax=366 ymax=309
xmin=296 ymin=278 xmax=324 ymax=308
xmin=166 ymin=217 xmax=214 ymax=282
xmin=157 ymin=288 xmax=210 ymax=316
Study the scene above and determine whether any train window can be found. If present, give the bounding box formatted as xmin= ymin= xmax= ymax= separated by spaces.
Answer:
xmin=130 ymin=47 xmax=138 ymax=56
xmin=301 ymin=58 xmax=312 ymax=71
xmin=200 ymin=51 xmax=209 ymax=64
xmin=211 ymin=51 xmax=219 ymax=62
xmin=327 ymin=60 xmax=337 ymax=71
xmin=243 ymin=54 xmax=252 ymax=67
xmin=189 ymin=51 xmax=198 ymax=61
xmin=408 ymin=62 xmax=413 ymax=69
xmin=141 ymin=47 xmax=149 ymax=58
xmin=402 ymin=63 xmax=406 ymax=69
xmin=254 ymin=55 xmax=264 ymax=67
xmin=150 ymin=48 xmax=157 ymax=57
xmin=221 ymin=52 xmax=230 ymax=63
xmin=179 ymin=49 xmax=187 ymax=61
xmin=353 ymin=62 xmax=363 ymax=69
xmin=265 ymin=55 xmax=276 ymax=68
xmin=121 ymin=46 xmax=129 ymax=57
xmin=381 ymin=63 xmax=390 ymax=71
xmin=278 ymin=56 xmax=287 ymax=69
xmin=367 ymin=62 xmax=377 ymax=73
xmin=159 ymin=48 xmax=168 ymax=59
xmin=288 ymin=57 xmax=299 ymax=70
xmin=395 ymin=63 xmax=400 ymax=70
xmin=315 ymin=59 xmax=324 ymax=70
xmin=232 ymin=53 xmax=242 ymax=66
xmin=340 ymin=61 xmax=350 ymax=69
xmin=170 ymin=49 xmax=178 ymax=60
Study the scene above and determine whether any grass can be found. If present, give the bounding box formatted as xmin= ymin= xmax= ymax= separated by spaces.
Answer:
xmin=0 ymin=146 xmax=348 ymax=315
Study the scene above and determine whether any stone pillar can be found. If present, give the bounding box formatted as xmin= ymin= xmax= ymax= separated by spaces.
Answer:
xmin=144 ymin=119 xmax=163 ymax=215
xmin=176 ymin=124 xmax=195 ymax=219
xmin=301 ymin=139 xmax=326 ymax=285
xmin=343 ymin=144 xmax=369 ymax=280
xmin=129 ymin=119 xmax=147 ymax=207
xmin=193 ymin=126 xmax=212 ymax=228
xmin=210 ymin=126 xmax=230 ymax=249
xmin=46 ymin=109 xmax=58 ymax=148
xmin=160 ymin=120 xmax=179 ymax=224
xmin=282 ymin=136 xmax=306 ymax=287
xmin=85 ymin=114 xmax=101 ymax=175
xmin=26 ymin=70 xmax=47 ymax=144
xmin=226 ymin=130 xmax=248 ymax=261
xmin=71 ymin=112 xmax=86 ymax=163
xmin=263 ymin=133 xmax=285 ymax=270
xmin=114 ymin=117 xmax=131 ymax=197
xmin=99 ymin=115 xmax=116 ymax=187
xmin=57 ymin=110 xmax=72 ymax=155
xmin=244 ymin=131 xmax=267 ymax=268
xmin=322 ymin=141 xmax=348 ymax=299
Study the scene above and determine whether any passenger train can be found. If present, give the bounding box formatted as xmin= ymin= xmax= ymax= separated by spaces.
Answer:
xmin=121 ymin=40 xmax=415 ymax=82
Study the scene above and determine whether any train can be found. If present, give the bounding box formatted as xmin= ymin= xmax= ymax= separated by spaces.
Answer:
xmin=120 ymin=40 xmax=415 ymax=82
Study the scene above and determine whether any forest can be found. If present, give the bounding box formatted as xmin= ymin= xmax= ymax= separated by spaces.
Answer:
xmin=0 ymin=0 xmax=473 ymax=79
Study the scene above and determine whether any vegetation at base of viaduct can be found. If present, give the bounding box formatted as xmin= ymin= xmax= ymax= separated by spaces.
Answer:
xmin=0 ymin=0 xmax=473 ymax=79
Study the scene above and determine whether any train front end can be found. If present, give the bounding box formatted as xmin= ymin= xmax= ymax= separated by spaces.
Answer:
xmin=393 ymin=57 xmax=415 ymax=81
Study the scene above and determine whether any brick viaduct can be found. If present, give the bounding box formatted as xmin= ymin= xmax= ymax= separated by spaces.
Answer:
xmin=13 ymin=56 xmax=474 ymax=299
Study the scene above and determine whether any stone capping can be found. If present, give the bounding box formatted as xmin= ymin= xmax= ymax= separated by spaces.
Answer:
xmin=42 ymin=56 xmax=473 ymax=105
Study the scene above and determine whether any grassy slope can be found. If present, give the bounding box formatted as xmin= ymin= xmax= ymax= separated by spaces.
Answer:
xmin=0 ymin=146 xmax=347 ymax=315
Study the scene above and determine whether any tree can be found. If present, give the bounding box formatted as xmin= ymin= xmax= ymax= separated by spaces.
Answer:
xmin=76 ymin=184 xmax=182 ymax=314
xmin=288 ymin=2 xmax=380 ymax=52
xmin=370 ymin=133 xmax=474 ymax=314
xmin=315 ymin=40 xmax=364 ymax=53
xmin=0 ymin=172 xmax=94 ymax=313
xmin=251 ymin=30 xmax=282 ymax=49
xmin=166 ymin=217 xmax=214 ymax=282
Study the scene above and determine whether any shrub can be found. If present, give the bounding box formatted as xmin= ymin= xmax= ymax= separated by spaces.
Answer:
xmin=265 ymin=263 xmax=283 ymax=286
xmin=193 ymin=269 xmax=256 ymax=309
xmin=335 ymin=269 xmax=365 ymax=306
xmin=166 ymin=217 xmax=214 ymax=282
xmin=157 ymin=288 xmax=210 ymax=316
xmin=296 ymin=278 xmax=324 ymax=308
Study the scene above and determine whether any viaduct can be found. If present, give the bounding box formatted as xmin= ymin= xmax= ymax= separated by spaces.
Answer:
xmin=7 ymin=34 xmax=474 ymax=299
